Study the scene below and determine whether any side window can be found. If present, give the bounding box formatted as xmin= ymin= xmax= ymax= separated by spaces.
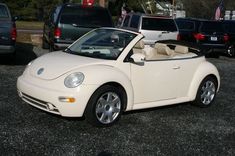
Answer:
xmin=50 ymin=6 xmax=61 ymax=24
xmin=123 ymin=15 xmax=130 ymax=27
xmin=54 ymin=6 xmax=62 ymax=23
xmin=176 ymin=20 xmax=195 ymax=31
xmin=0 ymin=5 xmax=9 ymax=18
xmin=130 ymin=15 xmax=140 ymax=29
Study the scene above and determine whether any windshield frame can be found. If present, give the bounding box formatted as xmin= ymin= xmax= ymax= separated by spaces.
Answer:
xmin=65 ymin=28 xmax=138 ymax=60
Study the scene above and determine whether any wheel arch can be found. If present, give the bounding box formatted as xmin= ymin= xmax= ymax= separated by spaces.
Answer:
xmin=79 ymin=65 xmax=135 ymax=112
xmin=188 ymin=62 xmax=220 ymax=101
xmin=90 ymin=82 xmax=129 ymax=111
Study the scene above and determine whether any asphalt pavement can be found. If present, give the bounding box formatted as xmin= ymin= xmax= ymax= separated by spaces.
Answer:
xmin=0 ymin=44 xmax=234 ymax=156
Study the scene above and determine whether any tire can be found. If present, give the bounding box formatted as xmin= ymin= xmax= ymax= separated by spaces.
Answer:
xmin=85 ymin=85 xmax=125 ymax=127
xmin=227 ymin=45 xmax=235 ymax=58
xmin=193 ymin=76 xmax=218 ymax=107
xmin=49 ymin=44 xmax=54 ymax=52
xmin=42 ymin=35 xmax=49 ymax=49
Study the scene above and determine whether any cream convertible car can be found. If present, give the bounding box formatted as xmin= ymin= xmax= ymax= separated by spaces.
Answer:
xmin=17 ymin=28 xmax=220 ymax=127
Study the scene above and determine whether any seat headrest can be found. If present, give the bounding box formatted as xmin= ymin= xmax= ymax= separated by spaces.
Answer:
xmin=175 ymin=45 xmax=189 ymax=54
xmin=134 ymin=40 xmax=145 ymax=49
xmin=155 ymin=43 xmax=174 ymax=56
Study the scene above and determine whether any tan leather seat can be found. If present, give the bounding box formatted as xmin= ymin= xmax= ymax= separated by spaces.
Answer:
xmin=155 ymin=43 xmax=174 ymax=56
xmin=174 ymin=45 xmax=189 ymax=54
xmin=173 ymin=45 xmax=197 ymax=59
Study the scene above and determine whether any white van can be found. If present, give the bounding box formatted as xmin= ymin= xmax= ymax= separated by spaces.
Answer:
xmin=120 ymin=13 xmax=179 ymax=45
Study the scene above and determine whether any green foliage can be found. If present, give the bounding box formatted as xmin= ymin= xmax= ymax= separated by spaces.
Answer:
xmin=2 ymin=0 xmax=235 ymax=21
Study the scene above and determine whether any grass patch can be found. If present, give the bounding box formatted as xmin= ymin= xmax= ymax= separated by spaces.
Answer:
xmin=16 ymin=21 xmax=44 ymax=30
xmin=16 ymin=32 xmax=32 ymax=43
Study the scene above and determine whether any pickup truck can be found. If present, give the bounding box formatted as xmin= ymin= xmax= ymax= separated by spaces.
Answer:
xmin=0 ymin=3 xmax=17 ymax=54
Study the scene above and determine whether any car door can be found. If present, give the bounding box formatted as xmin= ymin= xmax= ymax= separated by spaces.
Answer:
xmin=130 ymin=59 xmax=181 ymax=104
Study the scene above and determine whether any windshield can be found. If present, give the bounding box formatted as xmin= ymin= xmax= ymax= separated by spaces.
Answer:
xmin=67 ymin=29 xmax=137 ymax=60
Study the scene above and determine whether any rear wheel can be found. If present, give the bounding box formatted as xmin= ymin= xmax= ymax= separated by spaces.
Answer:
xmin=42 ymin=35 xmax=49 ymax=49
xmin=85 ymin=85 xmax=124 ymax=127
xmin=49 ymin=43 xmax=54 ymax=52
xmin=227 ymin=45 xmax=235 ymax=57
xmin=193 ymin=76 xmax=217 ymax=107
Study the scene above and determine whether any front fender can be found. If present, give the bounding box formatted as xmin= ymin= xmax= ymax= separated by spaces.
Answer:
xmin=77 ymin=65 xmax=134 ymax=111
xmin=188 ymin=61 xmax=220 ymax=101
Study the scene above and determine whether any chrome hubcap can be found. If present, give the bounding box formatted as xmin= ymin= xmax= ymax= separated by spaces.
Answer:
xmin=96 ymin=92 xmax=121 ymax=124
xmin=200 ymin=80 xmax=216 ymax=105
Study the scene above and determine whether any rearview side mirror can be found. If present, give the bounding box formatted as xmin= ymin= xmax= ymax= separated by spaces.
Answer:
xmin=130 ymin=53 xmax=145 ymax=65
xmin=12 ymin=16 xmax=19 ymax=21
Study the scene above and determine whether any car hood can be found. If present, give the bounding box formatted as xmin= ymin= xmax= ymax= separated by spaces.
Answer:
xmin=29 ymin=51 xmax=111 ymax=80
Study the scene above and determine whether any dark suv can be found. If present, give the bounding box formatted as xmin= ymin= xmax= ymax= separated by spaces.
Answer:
xmin=43 ymin=3 xmax=113 ymax=51
xmin=175 ymin=18 xmax=201 ymax=43
xmin=194 ymin=20 xmax=229 ymax=57
xmin=0 ymin=3 xmax=17 ymax=54
xmin=223 ymin=20 xmax=235 ymax=57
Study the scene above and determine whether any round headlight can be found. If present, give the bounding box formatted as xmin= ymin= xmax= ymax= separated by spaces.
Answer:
xmin=64 ymin=72 xmax=84 ymax=88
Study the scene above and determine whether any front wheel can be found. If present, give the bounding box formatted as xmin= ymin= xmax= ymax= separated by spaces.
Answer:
xmin=193 ymin=76 xmax=218 ymax=107
xmin=85 ymin=85 xmax=125 ymax=127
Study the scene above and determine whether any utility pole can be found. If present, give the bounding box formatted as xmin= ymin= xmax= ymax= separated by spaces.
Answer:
xmin=172 ymin=0 xmax=175 ymax=18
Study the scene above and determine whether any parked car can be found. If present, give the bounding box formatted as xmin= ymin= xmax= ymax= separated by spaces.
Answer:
xmin=17 ymin=28 xmax=220 ymax=127
xmin=223 ymin=20 xmax=235 ymax=57
xmin=175 ymin=18 xmax=201 ymax=43
xmin=42 ymin=3 xmax=114 ymax=51
xmin=0 ymin=3 xmax=17 ymax=55
xmin=194 ymin=20 xmax=230 ymax=57
xmin=119 ymin=13 xmax=179 ymax=45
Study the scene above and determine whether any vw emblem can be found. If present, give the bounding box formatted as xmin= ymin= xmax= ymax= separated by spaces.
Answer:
xmin=37 ymin=68 xmax=44 ymax=75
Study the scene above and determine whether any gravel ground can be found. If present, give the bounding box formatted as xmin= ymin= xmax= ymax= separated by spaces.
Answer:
xmin=0 ymin=44 xmax=234 ymax=156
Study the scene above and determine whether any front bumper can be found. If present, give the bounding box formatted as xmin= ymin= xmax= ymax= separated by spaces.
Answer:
xmin=17 ymin=75 xmax=99 ymax=117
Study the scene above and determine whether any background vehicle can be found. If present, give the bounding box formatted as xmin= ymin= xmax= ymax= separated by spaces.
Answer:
xmin=223 ymin=20 xmax=235 ymax=57
xmin=0 ymin=3 xmax=17 ymax=54
xmin=194 ymin=20 xmax=229 ymax=57
xmin=42 ymin=3 xmax=114 ymax=51
xmin=119 ymin=13 xmax=179 ymax=45
xmin=175 ymin=18 xmax=201 ymax=43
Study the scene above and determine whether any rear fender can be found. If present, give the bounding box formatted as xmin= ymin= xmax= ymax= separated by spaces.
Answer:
xmin=188 ymin=61 xmax=220 ymax=101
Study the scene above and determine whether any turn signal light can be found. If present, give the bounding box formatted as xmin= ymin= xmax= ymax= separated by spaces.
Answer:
xmin=194 ymin=33 xmax=205 ymax=40
xmin=223 ymin=34 xmax=229 ymax=42
xmin=59 ymin=97 xmax=76 ymax=103
xmin=11 ymin=25 xmax=17 ymax=40
xmin=177 ymin=34 xmax=181 ymax=40
xmin=54 ymin=27 xmax=61 ymax=39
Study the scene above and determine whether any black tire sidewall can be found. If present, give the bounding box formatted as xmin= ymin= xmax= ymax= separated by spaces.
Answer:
xmin=228 ymin=45 xmax=235 ymax=58
xmin=85 ymin=85 xmax=124 ymax=127
xmin=42 ymin=35 xmax=49 ymax=49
